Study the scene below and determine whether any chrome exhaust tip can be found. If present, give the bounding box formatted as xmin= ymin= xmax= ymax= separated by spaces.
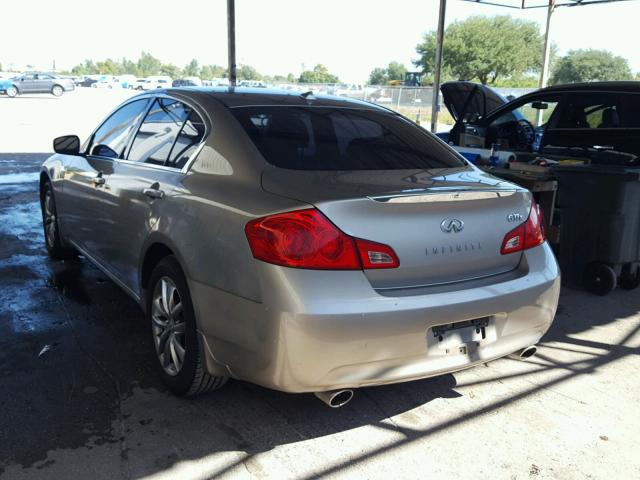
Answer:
xmin=314 ymin=389 xmax=354 ymax=408
xmin=509 ymin=345 xmax=537 ymax=360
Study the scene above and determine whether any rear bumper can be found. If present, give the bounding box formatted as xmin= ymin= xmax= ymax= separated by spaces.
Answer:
xmin=192 ymin=242 xmax=560 ymax=393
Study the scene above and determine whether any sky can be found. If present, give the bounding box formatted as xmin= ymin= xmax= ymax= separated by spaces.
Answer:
xmin=2 ymin=0 xmax=639 ymax=82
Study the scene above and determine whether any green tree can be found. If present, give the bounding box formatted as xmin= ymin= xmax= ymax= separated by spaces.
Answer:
xmin=95 ymin=58 xmax=120 ymax=75
xmin=298 ymin=64 xmax=339 ymax=83
xmin=263 ymin=74 xmax=290 ymax=84
xmin=160 ymin=64 xmax=181 ymax=78
xmin=386 ymin=61 xmax=406 ymax=82
xmin=71 ymin=59 xmax=99 ymax=75
xmin=200 ymin=64 xmax=227 ymax=80
xmin=238 ymin=64 xmax=262 ymax=80
xmin=183 ymin=58 xmax=200 ymax=77
xmin=368 ymin=61 xmax=407 ymax=85
xmin=368 ymin=67 xmax=387 ymax=85
xmin=137 ymin=51 xmax=162 ymax=76
xmin=121 ymin=58 xmax=138 ymax=76
xmin=550 ymin=49 xmax=633 ymax=85
xmin=415 ymin=15 xmax=543 ymax=84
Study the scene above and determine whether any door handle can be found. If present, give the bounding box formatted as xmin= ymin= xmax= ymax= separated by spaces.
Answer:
xmin=143 ymin=187 xmax=165 ymax=199
xmin=593 ymin=145 xmax=614 ymax=151
xmin=92 ymin=175 xmax=105 ymax=186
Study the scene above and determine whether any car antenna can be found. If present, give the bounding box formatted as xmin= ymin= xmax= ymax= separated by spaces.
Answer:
xmin=300 ymin=90 xmax=314 ymax=99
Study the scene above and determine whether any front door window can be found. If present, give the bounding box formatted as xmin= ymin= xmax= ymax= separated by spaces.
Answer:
xmin=486 ymin=97 xmax=560 ymax=153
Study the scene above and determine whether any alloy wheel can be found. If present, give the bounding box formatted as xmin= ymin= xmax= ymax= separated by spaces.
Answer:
xmin=43 ymin=190 xmax=57 ymax=248
xmin=151 ymin=277 xmax=187 ymax=376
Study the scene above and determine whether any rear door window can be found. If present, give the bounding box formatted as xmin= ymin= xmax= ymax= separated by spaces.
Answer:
xmin=230 ymin=106 xmax=466 ymax=170
xmin=127 ymin=98 xmax=205 ymax=168
xmin=555 ymin=93 xmax=624 ymax=129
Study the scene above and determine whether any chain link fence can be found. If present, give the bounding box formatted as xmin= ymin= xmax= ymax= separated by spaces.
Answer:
xmin=272 ymin=83 xmax=536 ymax=130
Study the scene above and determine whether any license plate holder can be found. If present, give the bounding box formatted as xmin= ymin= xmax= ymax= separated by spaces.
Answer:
xmin=430 ymin=317 xmax=490 ymax=354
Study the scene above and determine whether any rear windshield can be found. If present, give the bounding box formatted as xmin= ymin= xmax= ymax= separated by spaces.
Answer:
xmin=230 ymin=106 xmax=466 ymax=170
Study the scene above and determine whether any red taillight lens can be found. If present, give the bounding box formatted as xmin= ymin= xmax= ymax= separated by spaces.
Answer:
xmin=500 ymin=204 xmax=545 ymax=255
xmin=245 ymin=208 xmax=399 ymax=270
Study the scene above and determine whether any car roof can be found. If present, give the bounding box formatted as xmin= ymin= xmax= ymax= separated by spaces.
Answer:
xmin=482 ymin=81 xmax=640 ymax=122
xmin=162 ymin=86 xmax=391 ymax=111
xmin=536 ymin=81 xmax=640 ymax=94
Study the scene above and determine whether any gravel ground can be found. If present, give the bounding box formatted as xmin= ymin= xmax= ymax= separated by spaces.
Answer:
xmin=0 ymin=91 xmax=639 ymax=479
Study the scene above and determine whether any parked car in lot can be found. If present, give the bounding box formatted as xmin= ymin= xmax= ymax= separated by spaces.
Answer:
xmin=119 ymin=74 xmax=137 ymax=89
xmin=40 ymin=88 xmax=560 ymax=406
xmin=0 ymin=72 xmax=75 ymax=97
xmin=131 ymin=78 xmax=146 ymax=90
xmin=238 ymin=80 xmax=266 ymax=88
xmin=172 ymin=77 xmax=202 ymax=87
xmin=92 ymin=75 xmax=120 ymax=89
xmin=140 ymin=76 xmax=172 ymax=90
xmin=439 ymin=81 xmax=640 ymax=163
xmin=76 ymin=75 xmax=99 ymax=88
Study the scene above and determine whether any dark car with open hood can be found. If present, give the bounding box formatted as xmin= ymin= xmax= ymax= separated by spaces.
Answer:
xmin=439 ymin=81 xmax=640 ymax=166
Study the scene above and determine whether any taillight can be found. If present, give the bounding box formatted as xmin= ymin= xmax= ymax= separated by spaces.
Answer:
xmin=355 ymin=238 xmax=400 ymax=269
xmin=500 ymin=204 xmax=545 ymax=255
xmin=245 ymin=208 xmax=399 ymax=270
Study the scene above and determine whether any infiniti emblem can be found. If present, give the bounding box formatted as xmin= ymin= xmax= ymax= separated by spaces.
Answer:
xmin=440 ymin=218 xmax=464 ymax=233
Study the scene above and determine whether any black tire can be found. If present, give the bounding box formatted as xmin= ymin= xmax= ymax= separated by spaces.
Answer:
xmin=583 ymin=262 xmax=617 ymax=296
xmin=6 ymin=85 xmax=18 ymax=98
xmin=52 ymin=85 xmax=64 ymax=97
xmin=619 ymin=265 xmax=640 ymax=290
xmin=147 ymin=256 xmax=227 ymax=396
xmin=40 ymin=181 xmax=77 ymax=260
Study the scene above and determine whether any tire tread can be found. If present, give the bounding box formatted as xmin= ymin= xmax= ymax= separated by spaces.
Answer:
xmin=149 ymin=255 xmax=228 ymax=397
xmin=185 ymin=345 xmax=228 ymax=396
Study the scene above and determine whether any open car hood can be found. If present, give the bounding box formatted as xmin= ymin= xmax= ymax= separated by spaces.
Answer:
xmin=440 ymin=81 xmax=508 ymax=123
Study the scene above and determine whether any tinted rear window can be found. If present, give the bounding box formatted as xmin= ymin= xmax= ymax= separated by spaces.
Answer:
xmin=230 ymin=106 xmax=466 ymax=170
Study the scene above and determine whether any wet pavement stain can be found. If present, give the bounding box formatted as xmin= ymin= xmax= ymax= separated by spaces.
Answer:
xmin=0 ymin=154 xmax=157 ymax=473
xmin=47 ymin=260 xmax=92 ymax=305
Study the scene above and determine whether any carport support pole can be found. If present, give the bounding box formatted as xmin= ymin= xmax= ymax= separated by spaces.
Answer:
xmin=430 ymin=0 xmax=446 ymax=133
xmin=227 ymin=0 xmax=237 ymax=87
xmin=539 ymin=0 xmax=555 ymax=89
xmin=536 ymin=0 xmax=555 ymax=125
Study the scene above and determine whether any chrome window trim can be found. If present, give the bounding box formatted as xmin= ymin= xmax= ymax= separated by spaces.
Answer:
xmin=112 ymin=142 xmax=206 ymax=174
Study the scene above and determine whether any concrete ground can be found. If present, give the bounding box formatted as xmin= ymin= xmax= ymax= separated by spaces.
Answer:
xmin=0 ymin=91 xmax=639 ymax=480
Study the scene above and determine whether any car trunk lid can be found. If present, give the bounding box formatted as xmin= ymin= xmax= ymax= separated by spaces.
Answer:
xmin=262 ymin=166 xmax=532 ymax=290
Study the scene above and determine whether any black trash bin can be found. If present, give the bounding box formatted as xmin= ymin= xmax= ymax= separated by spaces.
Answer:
xmin=554 ymin=164 xmax=640 ymax=295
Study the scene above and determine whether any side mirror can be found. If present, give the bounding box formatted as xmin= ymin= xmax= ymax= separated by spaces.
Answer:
xmin=53 ymin=135 xmax=80 ymax=155
xmin=532 ymin=101 xmax=549 ymax=110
